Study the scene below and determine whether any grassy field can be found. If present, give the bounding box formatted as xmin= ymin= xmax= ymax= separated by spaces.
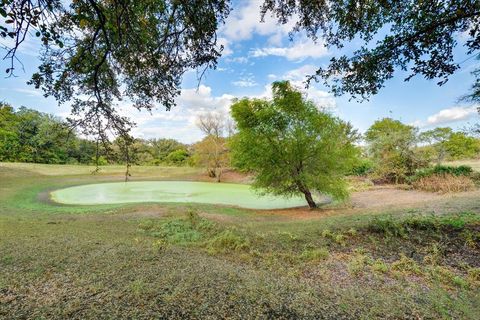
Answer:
xmin=1 ymin=162 xmax=480 ymax=319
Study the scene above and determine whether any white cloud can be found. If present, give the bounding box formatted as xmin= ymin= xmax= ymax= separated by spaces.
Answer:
xmin=232 ymin=74 xmax=258 ymax=87
xmin=250 ymin=37 xmax=328 ymax=61
xmin=283 ymin=64 xmax=318 ymax=81
xmin=226 ymin=56 xmax=249 ymax=64
xmin=221 ymin=0 xmax=296 ymax=43
xmin=0 ymin=87 xmax=43 ymax=97
xmin=426 ymin=106 xmax=478 ymax=126
xmin=127 ymin=85 xmax=235 ymax=143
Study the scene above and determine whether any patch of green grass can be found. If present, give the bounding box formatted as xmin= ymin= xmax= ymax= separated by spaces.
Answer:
xmin=391 ymin=254 xmax=422 ymax=276
xmin=138 ymin=211 xmax=216 ymax=245
xmin=371 ymin=259 xmax=389 ymax=274
xmin=428 ymin=266 xmax=468 ymax=288
xmin=348 ymin=252 xmax=373 ymax=275
xmin=300 ymin=247 xmax=329 ymax=262
xmin=206 ymin=229 xmax=250 ymax=254
xmin=367 ymin=212 xmax=478 ymax=238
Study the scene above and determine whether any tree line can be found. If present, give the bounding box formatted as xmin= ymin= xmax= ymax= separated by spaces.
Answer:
xmin=0 ymin=103 xmax=192 ymax=166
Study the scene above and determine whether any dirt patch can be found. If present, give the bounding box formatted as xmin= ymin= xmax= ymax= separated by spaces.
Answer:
xmin=350 ymin=186 xmax=445 ymax=209
xmin=258 ymin=187 xmax=480 ymax=220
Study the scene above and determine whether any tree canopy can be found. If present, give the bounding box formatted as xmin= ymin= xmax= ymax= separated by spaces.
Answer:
xmin=365 ymin=118 xmax=421 ymax=183
xmin=1 ymin=0 xmax=230 ymax=139
xmin=262 ymin=0 xmax=480 ymax=100
xmin=231 ymin=81 xmax=358 ymax=208
xmin=419 ymin=127 xmax=453 ymax=165
xmin=2 ymin=0 xmax=479 ymax=142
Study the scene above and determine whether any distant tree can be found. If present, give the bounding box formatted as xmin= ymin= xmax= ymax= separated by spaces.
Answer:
xmin=262 ymin=1 xmax=480 ymax=100
xmin=69 ymin=139 xmax=98 ymax=164
xmin=365 ymin=118 xmax=422 ymax=183
xmin=419 ymin=127 xmax=453 ymax=165
xmin=0 ymin=103 xmax=20 ymax=161
xmin=196 ymin=112 xmax=226 ymax=138
xmin=444 ymin=132 xmax=480 ymax=159
xmin=165 ymin=149 xmax=190 ymax=166
xmin=14 ymin=107 xmax=74 ymax=163
xmin=0 ymin=104 xmax=109 ymax=164
xmin=148 ymin=138 xmax=188 ymax=165
xmin=194 ymin=111 xmax=230 ymax=181
xmin=231 ymin=81 xmax=358 ymax=209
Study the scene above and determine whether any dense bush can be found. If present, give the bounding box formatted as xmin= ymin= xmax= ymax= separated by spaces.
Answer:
xmin=349 ymin=158 xmax=374 ymax=176
xmin=365 ymin=118 xmax=425 ymax=183
xmin=0 ymin=104 xmax=96 ymax=164
xmin=444 ymin=132 xmax=480 ymax=160
xmin=410 ymin=165 xmax=474 ymax=182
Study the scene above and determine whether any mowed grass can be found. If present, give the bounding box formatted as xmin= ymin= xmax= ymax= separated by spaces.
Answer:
xmin=1 ymin=163 xmax=480 ymax=319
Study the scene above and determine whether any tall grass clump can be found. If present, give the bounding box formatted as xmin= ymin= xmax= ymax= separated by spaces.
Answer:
xmin=138 ymin=210 xmax=216 ymax=245
xmin=206 ymin=229 xmax=250 ymax=254
xmin=409 ymin=165 xmax=475 ymax=193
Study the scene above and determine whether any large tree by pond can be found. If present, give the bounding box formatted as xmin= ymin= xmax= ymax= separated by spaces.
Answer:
xmin=230 ymin=81 xmax=358 ymax=208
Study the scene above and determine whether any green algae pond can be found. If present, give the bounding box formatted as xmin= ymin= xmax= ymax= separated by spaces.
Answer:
xmin=50 ymin=181 xmax=307 ymax=209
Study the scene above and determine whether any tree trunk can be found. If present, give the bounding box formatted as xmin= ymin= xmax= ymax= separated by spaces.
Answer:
xmin=215 ymin=167 xmax=222 ymax=183
xmin=294 ymin=178 xmax=317 ymax=209
xmin=303 ymin=189 xmax=317 ymax=209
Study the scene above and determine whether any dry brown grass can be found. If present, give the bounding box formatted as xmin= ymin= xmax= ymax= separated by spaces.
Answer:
xmin=412 ymin=174 xmax=475 ymax=193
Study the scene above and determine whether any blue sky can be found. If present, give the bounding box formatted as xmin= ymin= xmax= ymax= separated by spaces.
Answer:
xmin=1 ymin=0 xmax=479 ymax=143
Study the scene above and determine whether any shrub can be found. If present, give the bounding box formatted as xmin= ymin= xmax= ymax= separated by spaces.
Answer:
xmin=138 ymin=211 xmax=215 ymax=245
xmin=368 ymin=216 xmax=406 ymax=237
xmin=349 ymin=158 xmax=374 ymax=176
xmin=300 ymin=248 xmax=329 ymax=262
xmin=408 ymin=165 xmax=476 ymax=193
xmin=371 ymin=259 xmax=389 ymax=273
xmin=334 ymin=233 xmax=347 ymax=246
xmin=471 ymin=171 xmax=480 ymax=186
xmin=348 ymin=253 xmax=373 ymax=275
xmin=467 ymin=268 xmax=480 ymax=286
xmin=423 ymin=243 xmax=442 ymax=265
xmin=428 ymin=266 xmax=467 ymax=288
xmin=367 ymin=214 xmax=471 ymax=237
xmin=409 ymin=165 xmax=474 ymax=182
xmin=321 ymin=229 xmax=334 ymax=238
xmin=206 ymin=229 xmax=249 ymax=253
xmin=411 ymin=174 xmax=475 ymax=193
xmin=391 ymin=254 xmax=422 ymax=275
xmin=165 ymin=149 xmax=190 ymax=166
